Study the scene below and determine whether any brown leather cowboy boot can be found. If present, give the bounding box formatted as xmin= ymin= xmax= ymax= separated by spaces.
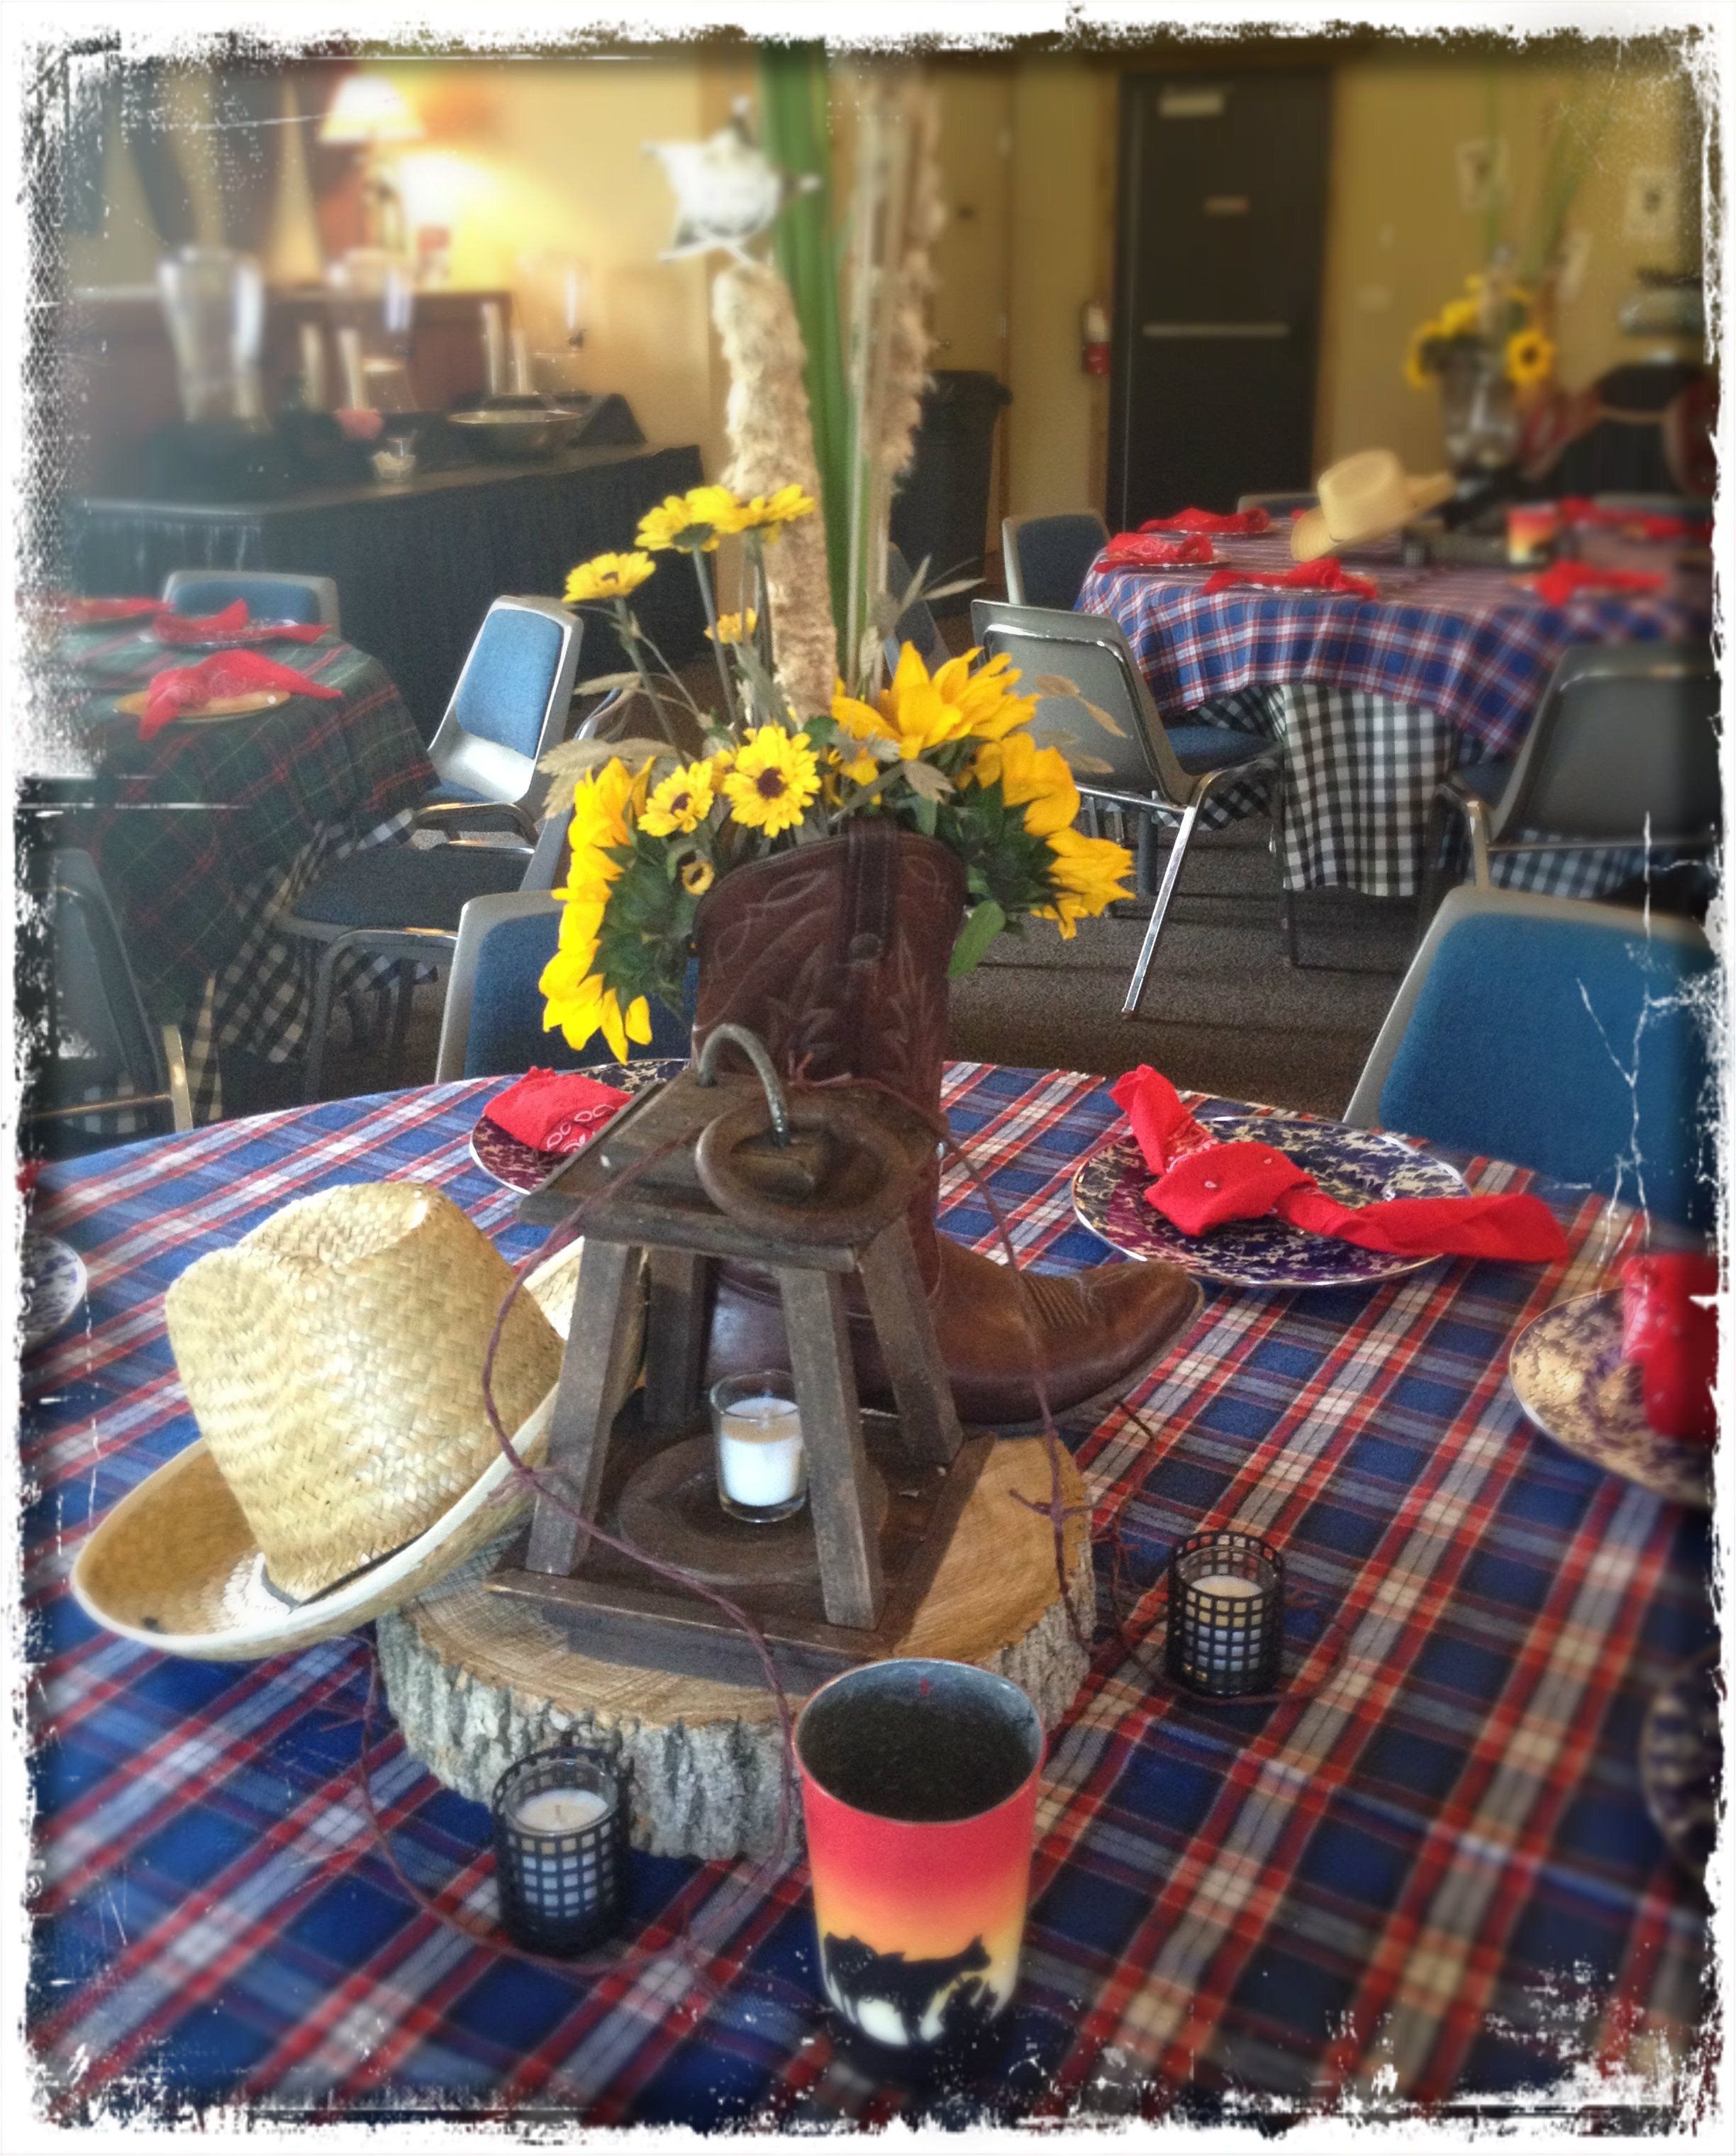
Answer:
xmin=691 ymin=823 xmax=1200 ymax=1428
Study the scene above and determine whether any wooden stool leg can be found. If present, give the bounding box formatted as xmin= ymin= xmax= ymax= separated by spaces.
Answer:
xmin=644 ymin=1248 xmax=709 ymax=1433
xmin=856 ymin=1223 xmax=963 ymax=1465
xmin=777 ymin=1267 xmax=884 ymax=1630
xmin=526 ymin=1239 xmax=643 ymax=1576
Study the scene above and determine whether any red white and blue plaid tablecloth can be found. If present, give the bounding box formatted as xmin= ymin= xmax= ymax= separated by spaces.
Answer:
xmin=23 ymin=1067 xmax=1713 ymax=2128
xmin=1077 ymin=530 xmax=1710 ymax=760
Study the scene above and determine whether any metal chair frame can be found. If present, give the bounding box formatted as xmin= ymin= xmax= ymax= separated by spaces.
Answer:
xmin=1001 ymin=511 xmax=1109 ymax=611
xmin=971 ymin=599 xmax=1286 ymax=1016
xmin=1421 ymin=643 xmax=1719 ymax=927
xmin=161 ymin=568 xmax=340 ymax=630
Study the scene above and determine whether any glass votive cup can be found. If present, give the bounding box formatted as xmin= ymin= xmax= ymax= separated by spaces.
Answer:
xmin=709 ymin=1368 xmax=808 ymax=1525
xmin=1166 ymin=1529 xmax=1284 ymax=1699
xmin=371 ymin=440 xmax=418 ymax=485
xmin=492 ymin=1747 xmax=624 ymax=1955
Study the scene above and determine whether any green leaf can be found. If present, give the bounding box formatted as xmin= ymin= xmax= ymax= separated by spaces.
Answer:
xmin=948 ymin=899 xmax=1007 ymax=979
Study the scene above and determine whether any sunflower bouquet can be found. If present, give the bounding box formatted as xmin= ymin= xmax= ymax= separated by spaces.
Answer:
xmin=539 ymin=479 xmax=1133 ymax=1061
xmin=1404 ymin=270 xmax=1555 ymax=394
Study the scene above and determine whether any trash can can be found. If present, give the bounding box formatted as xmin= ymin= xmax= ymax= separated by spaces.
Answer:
xmin=890 ymin=370 xmax=1011 ymax=611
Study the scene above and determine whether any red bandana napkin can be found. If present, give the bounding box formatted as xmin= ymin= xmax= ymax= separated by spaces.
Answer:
xmin=1109 ymin=1065 xmax=1567 ymax=1263
xmin=1559 ymin=496 xmax=1709 ymax=544
xmin=1099 ymin=532 xmax=1215 ymax=569
xmin=154 ymin=601 xmax=327 ymax=645
xmin=486 ymin=1068 xmax=632 ymax=1152
xmin=1528 ymin=560 xmax=1666 ymax=609
xmin=1139 ymin=506 xmax=1272 ymax=537
xmin=60 ymin=596 xmax=163 ymax=624
xmin=139 ymin=649 xmax=340 ymax=738
xmin=1201 ymin=558 xmax=1379 ymax=601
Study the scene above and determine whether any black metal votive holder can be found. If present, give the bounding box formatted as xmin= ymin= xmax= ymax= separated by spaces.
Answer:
xmin=1164 ymin=1530 xmax=1284 ymax=1699
xmin=492 ymin=1747 xmax=625 ymax=1956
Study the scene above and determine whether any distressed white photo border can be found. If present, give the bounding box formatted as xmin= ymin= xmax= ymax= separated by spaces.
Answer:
xmin=1 ymin=1 xmax=1727 ymax=2148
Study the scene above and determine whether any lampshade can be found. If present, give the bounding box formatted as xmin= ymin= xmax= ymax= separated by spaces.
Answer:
xmin=319 ymin=75 xmax=424 ymax=148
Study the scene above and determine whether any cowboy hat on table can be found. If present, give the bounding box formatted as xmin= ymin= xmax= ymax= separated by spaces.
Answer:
xmin=1291 ymin=449 xmax=1455 ymax=562
xmin=72 ymin=1183 xmax=635 ymax=1661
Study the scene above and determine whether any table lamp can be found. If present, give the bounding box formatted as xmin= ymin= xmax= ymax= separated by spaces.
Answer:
xmin=318 ymin=74 xmax=424 ymax=255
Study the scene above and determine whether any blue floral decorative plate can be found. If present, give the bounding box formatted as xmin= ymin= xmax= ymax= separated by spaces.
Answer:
xmin=1508 ymin=1289 xmax=1711 ymax=1508
xmin=21 ymin=1230 xmax=88 ymax=1352
xmin=469 ymin=1059 xmax=686 ymax=1193
xmin=1640 ymin=1647 xmax=1720 ymax=1879
xmin=1070 ymin=1111 xmax=1468 ymax=1290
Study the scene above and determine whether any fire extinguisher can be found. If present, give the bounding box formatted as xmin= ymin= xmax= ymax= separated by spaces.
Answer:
xmin=1081 ymin=301 xmax=1111 ymax=376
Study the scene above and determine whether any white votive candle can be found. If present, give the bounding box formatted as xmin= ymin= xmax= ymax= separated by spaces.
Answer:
xmin=513 ymin=1785 xmax=609 ymax=1836
xmin=718 ymin=1392 xmax=806 ymax=1511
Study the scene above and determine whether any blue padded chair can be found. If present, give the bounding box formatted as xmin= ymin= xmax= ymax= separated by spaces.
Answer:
xmin=1346 ymin=886 xmax=1715 ymax=1233
xmin=1422 ymin=644 xmax=1719 ymax=927
xmin=284 ymin=809 xmax=574 ymax=1101
xmin=435 ymin=893 xmax=694 ymax=1080
xmin=21 ymin=848 xmax=192 ymax=1159
xmin=972 ymin=598 xmax=1285 ymax=1016
xmin=419 ymin=596 xmax=584 ymax=840
xmin=884 ymin=543 xmax=952 ymax=674
xmin=1001 ymin=512 xmax=1109 ymax=611
xmin=161 ymin=569 xmax=340 ymax=630
xmin=1236 ymin=490 xmax=1317 ymax=518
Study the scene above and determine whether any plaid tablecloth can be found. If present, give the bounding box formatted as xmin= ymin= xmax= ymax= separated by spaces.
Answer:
xmin=57 ymin=622 xmax=435 ymax=1118
xmin=24 ymin=1067 xmax=1712 ymax=2128
xmin=1079 ymin=530 xmax=1709 ymax=758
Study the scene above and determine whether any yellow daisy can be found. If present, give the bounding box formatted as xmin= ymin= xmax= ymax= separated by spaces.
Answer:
xmin=722 ymin=724 xmax=821 ymax=838
xmin=829 ymin=740 xmax=881 ymax=787
xmin=1505 ymin=327 xmax=1555 ymax=389
xmin=968 ymin=732 xmax=1080 ymax=837
xmin=564 ymin=551 xmax=655 ymax=605
xmin=735 ymin=484 xmax=816 ymax=542
xmin=705 ymin=609 xmax=758 ymax=645
xmin=681 ymin=857 xmax=716 ymax=895
xmin=636 ymin=484 xmax=746 ymax=554
xmin=639 ymin=760 xmax=716 ymax=838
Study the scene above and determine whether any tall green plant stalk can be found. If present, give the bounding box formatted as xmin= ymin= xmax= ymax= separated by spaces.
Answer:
xmin=758 ymin=43 xmax=850 ymax=661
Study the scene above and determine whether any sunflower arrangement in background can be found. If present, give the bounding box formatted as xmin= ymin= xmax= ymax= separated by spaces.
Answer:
xmin=539 ymin=480 xmax=1135 ymax=1057
xmin=1403 ymin=270 xmax=1557 ymax=394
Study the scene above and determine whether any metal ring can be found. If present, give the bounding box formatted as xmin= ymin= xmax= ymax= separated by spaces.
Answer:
xmin=695 ymin=1096 xmax=909 ymax=1247
xmin=693 ymin=1021 xmax=791 ymax=1147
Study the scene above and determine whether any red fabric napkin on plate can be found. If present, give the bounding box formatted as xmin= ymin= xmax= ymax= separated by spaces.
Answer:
xmin=60 ymin=596 xmax=163 ymax=624
xmin=1139 ymin=506 xmax=1272 ymax=537
xmin=1099 ymin=532 xmax=1215 ymax=569
xmin=1201 ymin=558 xmax=1379 ymax=601
xmin=139 ymin=649 xmax=340 ymax=738
xmin=1528 ymin=560 xmax=1666 ymax=608
xmin=1109 ymin=1065 xmax=1567 ymax=1263
xmin=1559 ymin=496 xmax=1709 ymax=543
xmin=154 ymin=601 xmax=327 ymax=645
xmin=487 ymin=1068 xmax=632 ymax=1152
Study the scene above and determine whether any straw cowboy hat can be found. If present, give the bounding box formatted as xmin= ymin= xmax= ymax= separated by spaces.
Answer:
xmin=1291 ymin=449 xmax=1455 ymax=561
xmin=72 ymin=1184 xmax=635 ymax=1660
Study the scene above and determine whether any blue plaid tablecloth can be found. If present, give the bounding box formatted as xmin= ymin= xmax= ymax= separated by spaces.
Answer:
xmin=23 ymin=1067 xmax=1713 ymax=2128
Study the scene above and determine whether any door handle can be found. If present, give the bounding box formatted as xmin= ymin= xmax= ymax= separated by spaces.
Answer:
xmin=1142 ymin=321 xmax=1291 ymax=339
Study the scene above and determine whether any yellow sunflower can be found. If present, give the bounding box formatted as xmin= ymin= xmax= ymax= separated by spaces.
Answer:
xmin=636 ymin=485 xmax=746 ymax=554
xmin=639 ymin=760 xmax=716 ymax=838
xmin=734 ymin=484 xmax=817 ymax=541
xmin=1404 ymin=326 xmax=1437 ymax=391
xmin=829 ymin=740 xmax=882 ymax=787
xmin=538 ymin=950 xmax=652 ymax=1062
xmin=832 ymin=644 xmax=1036 ymax=762
xmin=967 ymin=732 xmax=1081 ymax=837
xmin=560 ymin=758 xmax=649 ymax=900
xmin=705 ymin=609 xmax=758 ymax=645
xmin=722 ymin=725 xmax=821 ymax=837
xmin=1036 ymin=826 xmax=1135 ymax=938
xmin=680 ymin=856 xmax=716 ymax=895
xmin=1505 ymin=327 xmax=1555 ymax=389
xmin=564 ymin=551 xmax=655 ymax=605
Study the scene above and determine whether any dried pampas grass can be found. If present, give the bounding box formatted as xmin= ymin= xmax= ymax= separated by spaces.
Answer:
xmin=713 ymin=260 xmax=839 ymax=718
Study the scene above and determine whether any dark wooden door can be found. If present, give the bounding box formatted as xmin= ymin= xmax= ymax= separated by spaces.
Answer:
xmin=1109 ymin=70 xmax=1332 ymax=525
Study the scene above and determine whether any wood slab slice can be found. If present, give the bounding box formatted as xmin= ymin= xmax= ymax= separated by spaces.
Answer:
xmin=379 ymin=1435 xmax=1093 ymax=1859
